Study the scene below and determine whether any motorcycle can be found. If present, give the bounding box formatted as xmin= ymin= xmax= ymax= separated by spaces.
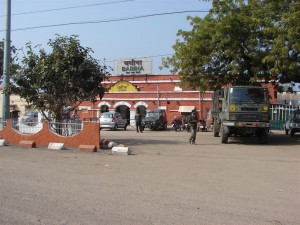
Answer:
xmin=198 ymin=119 xmax=207 ymax=132
xmin=183 ymin=123 xmax=191 ymax=132
xmin=171 ymin=118 xmax=183 ymax=132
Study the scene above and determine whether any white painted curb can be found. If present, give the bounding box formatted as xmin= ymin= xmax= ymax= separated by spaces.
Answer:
xmin=0 ymin=139 xmax=7 ymax=146
xmin=112 ymin=146 xmax=130 ymax=155
xmin=48 ymin=142 xmax=65 ymax=150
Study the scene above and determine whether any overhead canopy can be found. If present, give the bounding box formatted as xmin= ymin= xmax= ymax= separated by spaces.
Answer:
xmin=178 ymin=106 xmax=195 ymax=113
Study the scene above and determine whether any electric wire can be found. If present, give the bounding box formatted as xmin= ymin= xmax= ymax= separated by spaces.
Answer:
xmin=1 ymin=10 xmax=208 ymax=32
xmin=0 ymin=0 xmax=135 ymax=17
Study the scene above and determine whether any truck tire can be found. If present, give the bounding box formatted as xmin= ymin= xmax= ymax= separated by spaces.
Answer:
xmin=285 ymin=129 xmax=289 ymax=135
xmin=220 ymin=125 xmax=229 ymax=143
xmin=290 ymin=129 xmax=295 ymax=137
xmin=258 ymin=130 xmax=268 ymax=144
xmin=213 ymin=120 xmax=219 ymax=137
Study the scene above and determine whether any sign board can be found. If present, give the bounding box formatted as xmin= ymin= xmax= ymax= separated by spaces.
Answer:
xmin=109 ymin=81 xmax=138 ymax=92
xmin=114 ymin=58 xmax=152 ymax=75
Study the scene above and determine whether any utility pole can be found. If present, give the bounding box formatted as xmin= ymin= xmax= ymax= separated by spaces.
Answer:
xmin=2 ymin=0 xmax=11 ymax=121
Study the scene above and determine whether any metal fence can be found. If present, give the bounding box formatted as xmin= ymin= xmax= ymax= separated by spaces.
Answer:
xmin=10 ymin=119 xmax=43 ymax=134
xmin=269 ymin=104 xmax=297 ymax=130
xmin=0 ymin=120 xmax=6 ymax=131
xmin=0 ymin=119 xmax=83 ymax=136
xmin=48 ymin=119 xmax=83 ymax=136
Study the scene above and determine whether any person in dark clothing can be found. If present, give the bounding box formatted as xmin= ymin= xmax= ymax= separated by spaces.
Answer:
xmin=135 ymin=109 xmax=143 ymax=133
xmin=188 ymin=110 xmax=198 ymax=144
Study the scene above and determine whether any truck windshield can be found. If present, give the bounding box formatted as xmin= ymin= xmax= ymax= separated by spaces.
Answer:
xmin=229 ymin=87 xmax=269 ymax=103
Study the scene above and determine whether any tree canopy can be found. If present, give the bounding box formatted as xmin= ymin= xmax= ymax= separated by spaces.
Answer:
xmin=5 ymin=35 xmax=109 ymax=120
xmin=161 ymin=0 xmax=300 ymax=91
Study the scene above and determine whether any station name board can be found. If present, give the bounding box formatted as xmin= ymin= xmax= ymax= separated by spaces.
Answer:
xmin=114 ymin=58 xmax=152 ymax=75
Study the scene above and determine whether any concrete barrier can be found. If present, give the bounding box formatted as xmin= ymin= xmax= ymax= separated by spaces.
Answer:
xmin=19 ymin=140 xmax=36 ymax=148
xmin=48 ymin=142 xmax=65 ymax=150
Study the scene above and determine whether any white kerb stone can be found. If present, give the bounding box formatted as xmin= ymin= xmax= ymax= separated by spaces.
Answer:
xmin=48 ymin=142 xmax=65 ymax=150
xmin=0 ymin=139 xmax=7 ymax=146
xmin=111 ymin=146 xmax=130 ymax=155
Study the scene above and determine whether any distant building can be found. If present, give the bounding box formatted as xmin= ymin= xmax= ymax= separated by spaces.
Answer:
xmin=76 ymin=73 xmax=278 ymax=126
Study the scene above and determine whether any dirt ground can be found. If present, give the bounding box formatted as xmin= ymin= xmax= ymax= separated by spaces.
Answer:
xmin=0 ymin=127 xmax=299 ymax=225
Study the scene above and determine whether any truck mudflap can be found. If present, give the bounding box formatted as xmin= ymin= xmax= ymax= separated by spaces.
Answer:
xmin=222 ymin=121 xmax=270 ymax=128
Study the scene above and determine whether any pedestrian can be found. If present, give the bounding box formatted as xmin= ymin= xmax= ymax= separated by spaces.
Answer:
xmin=135 ymin=109 xmax=143 ymax=133
xmin=188 ymin=109 xmax=198 ymax=144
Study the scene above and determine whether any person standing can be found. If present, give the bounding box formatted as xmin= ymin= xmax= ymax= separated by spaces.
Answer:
xmin=188 ymin=110 xmax=198 ymax=144
xmin=135 ymin=109 xmax=143 ymax=133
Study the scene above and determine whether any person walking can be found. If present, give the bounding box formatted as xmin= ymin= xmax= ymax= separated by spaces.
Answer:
xmin=135 ymin=109 xmax=143 ymax=133
xmin=188 ymin=110 xmax=198 ymax=144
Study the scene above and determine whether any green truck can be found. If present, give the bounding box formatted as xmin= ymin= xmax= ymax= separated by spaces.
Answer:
xmin=212 ymin=86 xmax=270 ymax=144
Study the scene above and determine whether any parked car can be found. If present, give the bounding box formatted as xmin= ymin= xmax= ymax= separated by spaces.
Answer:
xmin=141 ymin=109 xmax=167 ymax=130
xmin=285 ymin=109 xmax=300 ymax=136
xmin=99 ymin=112 xmax=127 ymax=130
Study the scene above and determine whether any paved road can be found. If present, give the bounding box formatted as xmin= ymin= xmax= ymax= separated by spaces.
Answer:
xmin=0 ymin=128 xmax=299 ymax=225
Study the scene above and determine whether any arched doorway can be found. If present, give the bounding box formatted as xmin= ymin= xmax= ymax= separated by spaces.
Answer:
xmin=100 ymin=105 xmax=109 ymax=113
xmin=116 ymin=105 xmax=130 ymax=124
xmin=98 ymin=102 xmax=111 ymax=117
xmin=134 ymin=102 xmax=148 ymax=119
xmin=114 ymin=102 xmax=131 ymax=124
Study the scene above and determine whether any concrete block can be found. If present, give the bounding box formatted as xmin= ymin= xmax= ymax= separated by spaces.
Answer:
xmin=48 ymin=142 xmax=65 ymax=150
xmin=0 ymin=139 xmax=7 ymax=146
xmin=19 ymin=140 xmax=36 ymax=148
xmin=111 ymin=146 xmax=130 ymax=155
xmin=79 ymin=145 xmax=97 ymax=152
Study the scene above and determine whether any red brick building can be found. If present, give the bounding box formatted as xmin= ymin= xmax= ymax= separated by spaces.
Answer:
xmin=77 ymin=73 xmax=278 ymax=126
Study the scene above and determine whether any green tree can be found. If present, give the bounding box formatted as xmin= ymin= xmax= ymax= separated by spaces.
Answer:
xmin=161 ymin=0 xmax=300 ymax=91
xmin=5 ymin=35 xmax=109 ymax=120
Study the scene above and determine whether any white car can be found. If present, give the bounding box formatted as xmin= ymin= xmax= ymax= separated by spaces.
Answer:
xmin=99 ymin=112 xmax=127 ymax=130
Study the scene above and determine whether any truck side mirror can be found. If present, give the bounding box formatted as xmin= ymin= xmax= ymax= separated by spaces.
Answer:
xmin=219 ymin=90 xmax=224 ymax=98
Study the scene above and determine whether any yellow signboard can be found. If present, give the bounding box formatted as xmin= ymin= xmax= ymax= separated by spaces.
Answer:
xmin=109 ymin=81 xmax=138 ymax=92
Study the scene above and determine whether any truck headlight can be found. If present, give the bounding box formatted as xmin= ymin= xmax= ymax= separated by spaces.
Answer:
xmin=229 ymin=105 xmax=236 ymax=111
xmin=263 ymin=105 xmax=269 ymax=111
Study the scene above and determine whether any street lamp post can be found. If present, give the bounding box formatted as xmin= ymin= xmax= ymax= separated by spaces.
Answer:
xmin=2 ymin=0 xmax=11 ymax=121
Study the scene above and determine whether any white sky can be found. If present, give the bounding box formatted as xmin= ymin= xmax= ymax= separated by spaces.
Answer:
xmin=0 ymin=0 xmax=211 ymax=74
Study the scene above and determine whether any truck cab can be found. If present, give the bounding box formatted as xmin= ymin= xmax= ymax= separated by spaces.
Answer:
xmin=212 ymin=86 xmax=270 ymax=144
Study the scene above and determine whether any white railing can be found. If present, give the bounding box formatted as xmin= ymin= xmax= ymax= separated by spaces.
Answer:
xmin=11 ymin=119 xmax=43 ymax=134
xmin=48 ymin=120 xmax=83 ymax=136
xmin=0 ymin=120 xmax=6 ymax=131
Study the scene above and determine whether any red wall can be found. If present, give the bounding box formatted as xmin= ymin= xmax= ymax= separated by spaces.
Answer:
xmin=0 ymin=120 xmax=100 ymax=149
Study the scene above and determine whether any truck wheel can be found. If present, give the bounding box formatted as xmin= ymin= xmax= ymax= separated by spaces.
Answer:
xmin=258 ymin=130 xmax=268 ymax=144
xmin=213 ymin=120 xmax=219 ymax=137
xmin=285 ymin=129 xmax=289 ymax=135
xmin=220 ymin=125 xmax=228 ymax=143
xmin=290 ymin=129 xmax=295 ymax=137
